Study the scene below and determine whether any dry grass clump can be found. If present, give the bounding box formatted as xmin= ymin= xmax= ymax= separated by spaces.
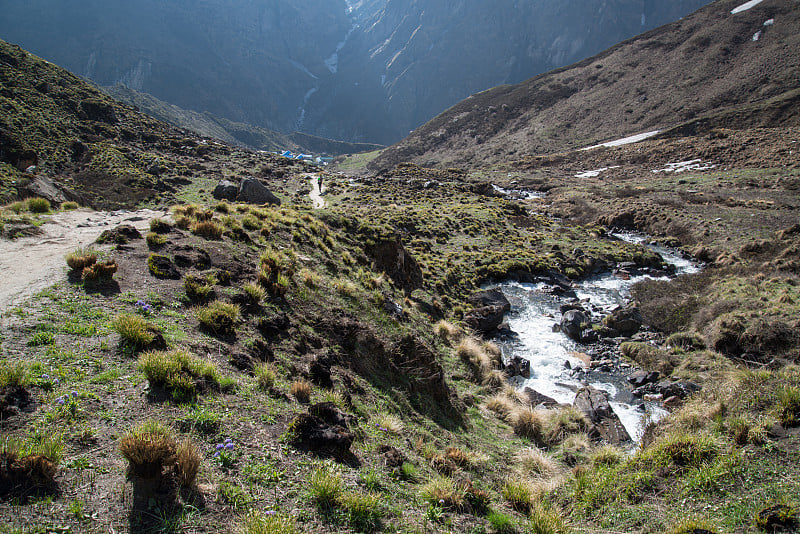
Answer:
xmin=118 ymin=420 xmax=177 ymax=479
xmin=65 ymin=248 xmax=97 ymax=271
xmin=516 ymin=447 xmax=560 ymax=478
xmin=254 ymin=362 xmax=277 ymax=390
xmin=196 ymin=300 xmax=241 ymax=335
xmin=542 ymin=406 xmax=589 ymax=445
xmin=175 ymin=439 xmax=201 ymax=487
xmin=191 ymin=220 xmax=225 ymax=239
xmin=0 ymin=433 xmax=64 ymax=493
xmin=482 ymin=369 xmax=507 ymax=390
xmin=149 ymin=218 xmax=171 ymax=233
xmin=620 ymin=341 xmax=678 ymax=375
xmin=512 ymin=407 xmax=546 ymax=445
xmin=82 ymin=260 xmax=117 ymax=282
xmin=420 ymin=476 xmax=467 ymax=511
xmin=457 ymin=336 xmax=503 ymax=383
xmin=290 ymin=379 xmax=312 ymax=403
xmin=435 ymin=320 xmax=462 ymax=344
xmin=486 ymin=393 xmax=518 ymax=421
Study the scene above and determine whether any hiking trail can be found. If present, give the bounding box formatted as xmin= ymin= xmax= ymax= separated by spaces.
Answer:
xmin=309 ymin=174 xmax=326 ymax=209
xmin=0 ymin=208 xmax=167 ymax=311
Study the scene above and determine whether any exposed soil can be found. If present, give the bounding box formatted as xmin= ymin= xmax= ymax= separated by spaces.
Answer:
xmin=0 ymin=209 xmax=167 ymax=309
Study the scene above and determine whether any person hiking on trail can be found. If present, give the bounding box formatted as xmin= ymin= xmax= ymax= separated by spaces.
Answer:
xmin=317 ymin=174 xmax=323 ymax=192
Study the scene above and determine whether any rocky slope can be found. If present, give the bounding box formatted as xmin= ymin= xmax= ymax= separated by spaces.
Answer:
xmin=0 ymin=0 xmax=709 ymax=144
xmin=371 ymin=0 xmax=800 ymax=170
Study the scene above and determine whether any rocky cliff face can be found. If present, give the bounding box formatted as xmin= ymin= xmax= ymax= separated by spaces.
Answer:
xmin=0 ymin=0 xmax=709 ymax=144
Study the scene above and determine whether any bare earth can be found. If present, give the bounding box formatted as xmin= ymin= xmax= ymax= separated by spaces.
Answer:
xmin=0 ymin=208 xmax=168 ymax=310
xmin=309 ymin=174 xmax=326 ymax=208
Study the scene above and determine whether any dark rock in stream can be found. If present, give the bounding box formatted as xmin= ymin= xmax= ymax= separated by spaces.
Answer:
xmin=560 ymin=310 xmax=589 ymax=342
xmin=602 ymin=305 xmax=644 ymax=337
xmin=465 ymin=289 xmax=511 ymax=335
xmin=504 ymin=356 xmax=530 ymax=378
xmin=574 ymin=386 xmax=631 ymax=445
xmin=523 ymin=387 xmax=558 ymax=407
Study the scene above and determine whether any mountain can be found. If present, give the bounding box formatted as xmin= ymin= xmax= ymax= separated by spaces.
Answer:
xmin=0 ymin=0 xmax=710 ymax=144
xmin=104 ymin=84 xmax=383 ymax=155
xmin=0 ymin=39 xmax=305 ymax=209
xmin=370 ymin=0 xmax=800 ymax=170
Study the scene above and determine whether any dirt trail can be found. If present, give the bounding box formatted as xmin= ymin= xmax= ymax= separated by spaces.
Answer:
xmin=0 ymin=208 xmax=167 ymax=311
xmin=309 ymin=174 xmax=326 ymax=209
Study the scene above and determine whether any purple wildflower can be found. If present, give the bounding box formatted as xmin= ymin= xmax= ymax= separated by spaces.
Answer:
xmin=71 ymin=391 xmax=79 ymax=398
xmin=215 ymin=443 xmax=224 ymax=450
xmin=42 ymin=374 xmax=49 ymax=379
xmin=57 ymin=397 xmax=65 ymax=405
xmin=53 ymin=378 xmax=59 ymax=385
xmin=213 ymin=451 xmax=220 ymax=458
xmin=265 ymin=510 xmax=276 ymax=516
xmin=225 ymin=443 xmax=234 ymax=450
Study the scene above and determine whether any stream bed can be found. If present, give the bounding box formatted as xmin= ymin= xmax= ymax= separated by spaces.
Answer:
xmin=488 ymin=233 xmax=701 ymax=441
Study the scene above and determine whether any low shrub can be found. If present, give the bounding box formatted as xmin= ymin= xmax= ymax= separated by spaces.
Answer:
xmin=0 ymin=361 xmax=29 ymax=387
xmin=118 ymin=420 xmax=177 ymax=478
xmin=517 ymin=447 xmax=559 ymax=477
xmin=26 ymin=197 xmax=50 ymax=213
xmin=65 ymin=248 xmax=97 ymax=271
xmin=434 ymin=320 xmax=461 ymax=344
xmin=308 ymin=467 xmax=342 ymax=509
xmin=139 ymin=349 xmax=222 ymax=400
xmin=196 ymin=300 xmax=240 ymax=335
xmin=110 ymin=313 xmax=157 ymax=351
xmin=420 ymin=476 xmax=466 ymax=511
xmin=254 ymin=362 xmax=277 ymax=390
xmin=60 ymin=201 xmax=79 ymax=210
xmin=191 ymin=220 xmax=225 ymax=239
xmin=512 ymin=408 xmax=545 ymax=445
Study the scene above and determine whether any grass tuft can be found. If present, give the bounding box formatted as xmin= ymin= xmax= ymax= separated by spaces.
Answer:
xmin=196 ymin=300 xmax=240 ymax=335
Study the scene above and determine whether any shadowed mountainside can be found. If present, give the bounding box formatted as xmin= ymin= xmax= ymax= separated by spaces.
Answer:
xmin=370 ymin=0 xmax=800 ymax=170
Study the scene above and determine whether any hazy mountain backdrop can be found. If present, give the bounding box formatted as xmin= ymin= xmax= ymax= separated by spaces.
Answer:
xmin=0 ymin=0 xmax=710 ymax=145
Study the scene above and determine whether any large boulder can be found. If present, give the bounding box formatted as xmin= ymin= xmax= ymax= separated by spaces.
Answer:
xmin=213 ymin=180 xmax=238 ymax=201
xmin=574 ymin=386 xmax=631 ymax=445
xmin=560 ymin=310 xmax=590 ymax=342
xmin=522 ymin=387 xmax=558 ymax=408
xmin=237 ymin=177 xmax=281 ymax=205
xmin=603 ymin=305 xmax=644 ymax=337
xmin=465 ymin=289 xmax=510 ymax=335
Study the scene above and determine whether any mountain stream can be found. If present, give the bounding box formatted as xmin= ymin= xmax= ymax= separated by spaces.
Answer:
xmin=488 ymin=232 xmax=701 ymax=441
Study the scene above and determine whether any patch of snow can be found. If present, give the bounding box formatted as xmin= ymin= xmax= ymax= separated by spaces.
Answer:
xmin=574 ymin=166 xmax=620 ymax=179
xmin=582 ymin=130 xmax=660 ymax=150
xmin=764 ymin=18 xmax=774 ymax=26
xmin=731 ymin=0 xmax=765 ymax=14
xmin=753 ymin=30 xmax=762 ymax=41
xmin=324 ymin=53 xmax=339 ymax=74
xmin=651 ymin=159 xmax=716 ymax=174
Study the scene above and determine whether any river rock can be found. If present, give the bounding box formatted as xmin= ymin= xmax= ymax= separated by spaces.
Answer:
xmin=465 ymin=305 xmax=507 ymax=335
xmin=237 ymin=177 xmax=281 ymax=205
xmin=573 ymin=386 xmax=631 ymax=445
xmin=560 ymin=310 xmax=589 ymax=342
xmin=522 ymin=387 xmax=558 ymax=407
xmin=627 ymin=370 xmax=660 ymax=388
xmin=468 ymin=289 xmax=511 ymax=310
xmin=602 ymin=305 xmax=643 ymax=336
xmin=504 ymin=356 xmax=530 ymax=378
xmin=213 ymin=180 xmax=238 ymax=201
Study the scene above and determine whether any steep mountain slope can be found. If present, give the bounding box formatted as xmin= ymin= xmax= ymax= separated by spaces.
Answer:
xmin=370 ymin=0 xmax=800 ymax=170
xmin=0 ymin=0 xmax=710 ymax=144
xmin=311 ymin=0 xmax=710 ymax=143
xmin=0 ymin=39 xmax=305 ymax=208
xmin=104 ymin=84 xmax=383 ymax=155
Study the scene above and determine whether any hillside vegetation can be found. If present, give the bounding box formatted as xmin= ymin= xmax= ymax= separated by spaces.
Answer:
xmin=2 ymin=8 xmax=800 ymax=534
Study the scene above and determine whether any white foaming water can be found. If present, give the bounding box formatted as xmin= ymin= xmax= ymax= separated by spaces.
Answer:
xmin=494 ymin=235 xmax=700 ymax=441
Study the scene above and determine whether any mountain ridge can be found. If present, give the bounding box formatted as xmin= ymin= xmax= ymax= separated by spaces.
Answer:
xmin=370 ymin=0 xmax=800 ymax=170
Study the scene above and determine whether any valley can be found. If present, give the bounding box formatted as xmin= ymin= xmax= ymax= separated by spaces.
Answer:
xmin=1 ymin=1 xmax=800 ymax=533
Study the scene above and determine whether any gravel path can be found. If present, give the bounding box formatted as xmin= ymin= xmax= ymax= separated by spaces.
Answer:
xmin=0 ymin=208 xmax=167 ymax=310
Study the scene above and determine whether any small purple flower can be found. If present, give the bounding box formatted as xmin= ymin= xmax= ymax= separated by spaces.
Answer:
xmin=57 ymin=397 xmax=65 ymax=405
xmin=213 ymin=451 xmax=220 ymax=458
xmin=265 ymin=510 xmax=276 ymax=516
xmin=42 ymin=374 xmax=50 ymax=379
xmin=136 ymin=300 xmax=145 ymax=306
xmin=71 ymin=391 xmax=79 ymax=398
xmin=438 ymin=499 xmax=445 ymax=504
xmin=215 ymin=443 xmax=224 ymax=450
xmin=53 ymin=379 xmax=60 ymax=385
xmin=225 ymin=443 xmax=234 ymax=450
xmin=224 ymin=438 xmax=232 ymax=444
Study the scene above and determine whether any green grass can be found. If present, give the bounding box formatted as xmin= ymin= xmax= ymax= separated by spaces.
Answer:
xmin=110 ymin=313 xmax=156 ymax=350
xmin=238 ymin=510 xmax=299 ymax=534
xmin=139 ymin=349 xmax=222 ymax=401
xmin=0 ymin=361 xmax=29 ymax=387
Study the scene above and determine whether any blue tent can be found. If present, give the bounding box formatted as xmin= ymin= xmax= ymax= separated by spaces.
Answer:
xmin=281 ymin=150 xmax=294 ymax=158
